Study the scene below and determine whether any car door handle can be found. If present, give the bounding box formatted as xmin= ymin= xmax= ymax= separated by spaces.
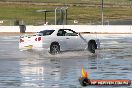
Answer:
xmin=66 ymin=38 xmax=70 ymax=39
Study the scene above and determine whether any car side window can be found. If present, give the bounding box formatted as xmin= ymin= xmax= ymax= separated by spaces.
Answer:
xmin=57 ymin=29 xmax=78 ymax=36
xmin=57 ymin=29 xmax=66 ymax=36
xmin=65 ymin=30 xmax=78 ymax=36
xmin=39 ymin=30 xmax=55 ymax=36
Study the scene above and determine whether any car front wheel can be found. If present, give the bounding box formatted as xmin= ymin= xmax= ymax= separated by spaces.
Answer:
xmin=88 ymin=42 xmax=96 ymax=53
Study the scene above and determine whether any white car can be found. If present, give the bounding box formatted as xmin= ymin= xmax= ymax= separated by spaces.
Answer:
xmin=19 ymin=29 xmax=100 ymax=54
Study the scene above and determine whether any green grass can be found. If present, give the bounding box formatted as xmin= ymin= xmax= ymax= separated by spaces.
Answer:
xmin=0 ymin=3 xmax=54 ymax=25
xmin=4 ymin=0 xmax=132 ymax=4
xmin=0 ymin=1 xmax=132 ymax=25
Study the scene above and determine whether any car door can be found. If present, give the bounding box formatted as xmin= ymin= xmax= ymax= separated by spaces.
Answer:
xmin=57 ymin=29 xmax=86 ymax=51
xmin=64 ymin=30 xmax=87 ymax=50
xmin=64 ymin=29 xmax=79 ymax=50
xmin=57 ymin=29 xmax=70 ymax=51
xmin=57 ymin=29 xmax=79 ymax=50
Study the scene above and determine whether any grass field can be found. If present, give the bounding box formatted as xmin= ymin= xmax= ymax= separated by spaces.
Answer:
xmin=4 ymin=0 xmax=132 ymax=4
xmin=0 ymin=0 xmax=132 ymax=25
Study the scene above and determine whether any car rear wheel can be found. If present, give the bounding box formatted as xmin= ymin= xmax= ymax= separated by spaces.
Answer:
xmin=50 ymin=43 xmax=60 ymax=55
xmin=88 ymin=42 xmax=96 ymax=53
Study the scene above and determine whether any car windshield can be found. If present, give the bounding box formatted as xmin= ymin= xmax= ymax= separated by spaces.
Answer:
xmin=38 ymin=30 xmax=55 ymax=36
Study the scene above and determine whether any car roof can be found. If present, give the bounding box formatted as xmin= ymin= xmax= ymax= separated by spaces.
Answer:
xmin=41 ymin=28 xmax=71 ymax=31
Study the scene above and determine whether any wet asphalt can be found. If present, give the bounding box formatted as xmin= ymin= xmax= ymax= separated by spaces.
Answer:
xmin=0 ymin=34 xmax=132 ymax=88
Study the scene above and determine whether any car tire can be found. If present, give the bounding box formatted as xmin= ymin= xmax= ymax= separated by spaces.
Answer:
xmin=88 ymin=42 xmax=96 ymax=53
xmin=50 ymin=43 xmax=60 ymax=55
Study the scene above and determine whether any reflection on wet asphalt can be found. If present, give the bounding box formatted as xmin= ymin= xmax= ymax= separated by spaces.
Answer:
xmin=0 ymin=35 xmax=132 ymax=88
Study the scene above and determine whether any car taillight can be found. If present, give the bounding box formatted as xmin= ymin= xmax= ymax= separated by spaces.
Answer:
xmin=35 ymin=38 xmax=37 ymax=41
xmin=35 ymin=37 xmax=42 ymax=41
xmin=38 ymin=37 xmax=41 ymax=41
xmin=20 ymin=38 xmax=24 ymax=43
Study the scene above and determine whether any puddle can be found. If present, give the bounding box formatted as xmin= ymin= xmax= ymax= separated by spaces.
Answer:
xmin=0 ymin=35 xmax=132 ymax=88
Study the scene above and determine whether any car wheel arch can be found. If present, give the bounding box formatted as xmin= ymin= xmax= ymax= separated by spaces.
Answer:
xmin=50 ymin=41 xmax=60 ymax=47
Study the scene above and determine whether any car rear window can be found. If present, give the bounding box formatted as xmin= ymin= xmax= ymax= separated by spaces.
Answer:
xmin=39 ymin=30 xmax=55 ymax=36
